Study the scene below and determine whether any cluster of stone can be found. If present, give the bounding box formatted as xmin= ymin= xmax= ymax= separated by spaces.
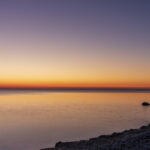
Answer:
xmin=41 ymin=124 xmax=150 ymax=150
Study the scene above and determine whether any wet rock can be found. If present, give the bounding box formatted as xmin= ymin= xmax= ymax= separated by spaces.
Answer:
xmin=142 ymin=102 xmax=150 ymax=106
xmin=41 ymin=124 xmax=150 ymax=150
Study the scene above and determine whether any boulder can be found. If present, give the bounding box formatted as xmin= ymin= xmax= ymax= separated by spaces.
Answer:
xmin=142 ymin=102 xmax=150 ymax=106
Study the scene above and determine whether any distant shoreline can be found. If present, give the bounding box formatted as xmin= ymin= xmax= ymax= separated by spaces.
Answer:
xmin=41 ymin=123 xmax=150 ymax=150
xmin=0 ymin=88 xmax=150 ymax=93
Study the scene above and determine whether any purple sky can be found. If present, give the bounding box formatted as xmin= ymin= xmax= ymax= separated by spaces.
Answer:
xmin=0 ymin=0 xmax=150 ymax=87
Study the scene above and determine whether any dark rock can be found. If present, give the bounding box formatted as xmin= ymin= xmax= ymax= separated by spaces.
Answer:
xmin=55 ymin=141 xmax=63 ymax=147
xmin=142 ymin=102 xmax=150 ymax=106
xmin=41 ymin=124 xmax=150 ymax=150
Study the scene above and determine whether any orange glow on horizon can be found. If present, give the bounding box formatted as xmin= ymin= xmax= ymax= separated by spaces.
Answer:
xmin=0 ymin=81 xmax=150 ymax=89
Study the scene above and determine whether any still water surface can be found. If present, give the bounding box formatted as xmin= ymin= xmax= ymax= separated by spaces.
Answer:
xmin=0 ymin=91 xmax=150 ymax=150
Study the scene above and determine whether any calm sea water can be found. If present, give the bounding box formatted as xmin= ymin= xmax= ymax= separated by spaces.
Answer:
xmin=0 ymin=91 xmax=150 ymax=150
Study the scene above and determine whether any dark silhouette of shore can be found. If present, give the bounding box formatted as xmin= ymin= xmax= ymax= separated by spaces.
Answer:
xmin=41 ymin=124 xmax=150 ymax=150
xmin=1 ymin=88 xmax=150 ymax=93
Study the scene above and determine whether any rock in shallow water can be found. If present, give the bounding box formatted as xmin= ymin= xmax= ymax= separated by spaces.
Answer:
xmin=142 ymin=102 xmax=150 ymax=106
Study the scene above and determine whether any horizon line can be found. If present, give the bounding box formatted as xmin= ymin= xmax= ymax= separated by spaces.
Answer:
xmin=0 ymin=87 xmax=150 ymax=92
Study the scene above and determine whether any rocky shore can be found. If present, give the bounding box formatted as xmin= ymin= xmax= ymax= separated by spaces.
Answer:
xmin=41 ymin=124 xmax=150 ymax=150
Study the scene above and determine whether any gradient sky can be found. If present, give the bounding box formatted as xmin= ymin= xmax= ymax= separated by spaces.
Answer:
xmin=0 ymin=0 xmax=150 ymax=88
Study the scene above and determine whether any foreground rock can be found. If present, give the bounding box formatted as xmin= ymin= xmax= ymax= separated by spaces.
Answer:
xmin=41 ymin=124 xmax=150 ymax=150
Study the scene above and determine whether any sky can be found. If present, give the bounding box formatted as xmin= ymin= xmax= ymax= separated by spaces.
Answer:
xmin=0 ymin=0 xmax=150 ymax=88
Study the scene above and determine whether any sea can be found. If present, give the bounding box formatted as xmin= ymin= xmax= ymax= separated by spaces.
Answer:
xmin=0 ymin=90 xmax=150 ymax=150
